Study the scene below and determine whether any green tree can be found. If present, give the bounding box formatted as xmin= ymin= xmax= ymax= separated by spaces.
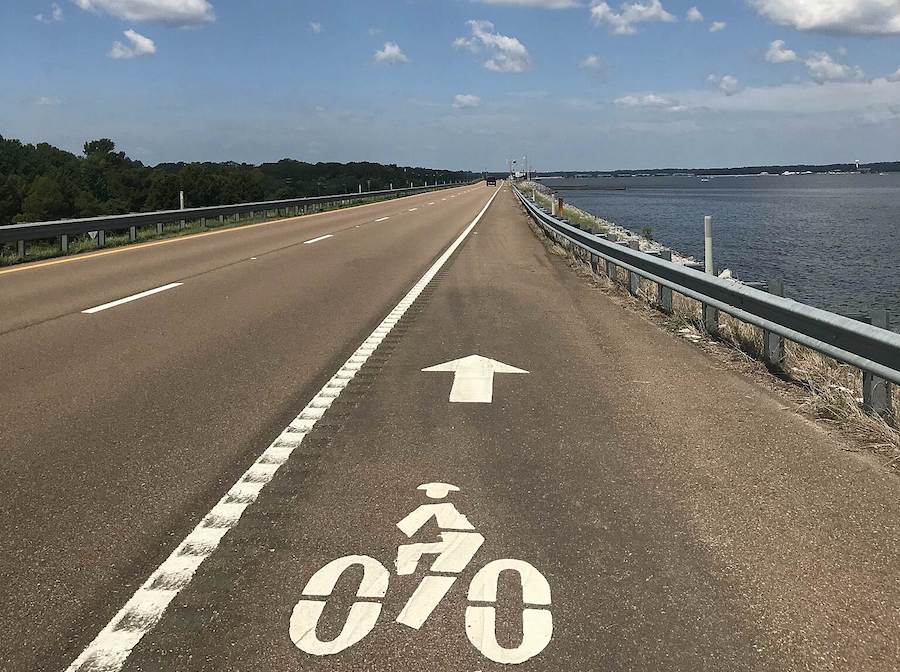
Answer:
xmin=83 ymin=139 xmax=116 ymax=157
xmin=0 ymin=175 xmax=25 ymax=226
xmin=21 ymin=175 xmax=69 ymax=222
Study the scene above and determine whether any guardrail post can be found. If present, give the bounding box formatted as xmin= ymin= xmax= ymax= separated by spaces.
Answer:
xmin=657 ymin=250 xmax=673 ymax=313
xmin=98 ymin=230 xmax=105 ymax=247
xmin=863 ymin=307 xmax=893 ymax=423
xmin=703 ymin=298 xmax=719 ymax=334
xmin=60 ymin=234 xmax=68 ymax=253
xmin=627 ymin=240 xmax=640 ymax=296
xmin=156 ymin=222 xmax=163 ymax=236
xmin=17 ymin=240 xmax=25 ymax=260
xmin=219 ymin=215 xmax=224 ymax=225
xmin=763 ymin=277 xmax=785 ymax=370
xmin=602 ymin=235 xmax=616 ymax=281
xmin=129 ymin=226 xmax=136 ymax=242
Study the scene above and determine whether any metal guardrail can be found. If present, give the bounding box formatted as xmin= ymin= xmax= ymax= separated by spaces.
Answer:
xmin=0 ymin=182 xmax=474 ymax=246
xmin=514 ymin=186 xmax=900 ymax=399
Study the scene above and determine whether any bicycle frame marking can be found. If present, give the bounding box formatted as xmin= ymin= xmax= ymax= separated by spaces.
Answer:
xmin=289 ymin=482 xmax=553 ymax=664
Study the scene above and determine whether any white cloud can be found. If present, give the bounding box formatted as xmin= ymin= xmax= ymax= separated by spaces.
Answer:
xmin=765 ymin=39 xmax=797 ymax=63
xmin=374 ymin=42 xmax=409 ymax=64
xmin=35 ymin=96 xmax=61 ymax=106
xmin=686 ymin=6 xmax=703 ymax=22
xmin=614 ymin=93 xmax=685 ymax=111
xmin=109 ymin=29 xmax=157 ymax=59
xmin=750 ymin=0 xmax=900 ymax=36
xmin=309 ymin=21 xmax=322 ymax=34
xmin=709 ymin=20 xmax=726 ymax=32
xmin=74 ymin=0 xmax=214 ymax=27
xmin=708 ymin=74 xmax=741 ymax=95
xmin=35 ymin=3 xmax=63 ymax=23
xmin=580 ymin=54 xmax=603 ymax=70
xmin=454 ymin=20 xmax=531 ymax=72
xmin=453 ymin=94 xmax=482 ymax=109
xmin=665 ymin=77 xmax=900 ymax=117
xmin=888 ymin=67 xmax=900 ymax=82
xmin=472 ymin=0 xmax=580 ymax=6
xmin=805 ymin=51 xmax=865 ymax=83
xmin=590 ymin=0 xmax=676 ymax=35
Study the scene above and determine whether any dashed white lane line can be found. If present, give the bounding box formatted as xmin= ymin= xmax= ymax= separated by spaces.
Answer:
xmin=428 ymin=202 xmax=435 ymax=206
xmin=375 ymin=216 xmax=390 ymax=222
xmin=64 ymin=185 xmax=503 ymax=672
xmin=303 ymin=234 xmax=333 ymax=245
xmin=408 ymin=208 xmax=418 ymax=212
xmin=81 ymin=283 xmax=183 ymax=314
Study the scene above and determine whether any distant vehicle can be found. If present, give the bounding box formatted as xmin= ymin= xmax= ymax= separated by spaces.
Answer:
xmin=485 ymin=176 xmax=497 ymax=186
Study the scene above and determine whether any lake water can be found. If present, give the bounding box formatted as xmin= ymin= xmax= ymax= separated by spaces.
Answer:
xmin=542 ymin=174 xmax=900 ymax=330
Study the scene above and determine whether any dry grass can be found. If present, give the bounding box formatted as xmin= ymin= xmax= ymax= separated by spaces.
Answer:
xmin=520 ymin=181 xmax=608 ymax=235
xmin=524 ymin=198 xmax=900 ymax=468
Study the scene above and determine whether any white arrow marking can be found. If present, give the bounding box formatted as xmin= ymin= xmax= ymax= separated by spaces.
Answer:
xmin=422 ymin=355 xmax=528 ymax=404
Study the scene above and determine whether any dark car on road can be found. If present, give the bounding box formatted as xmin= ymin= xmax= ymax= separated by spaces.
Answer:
xmin=485 ymin=176 xmax=497 ymax=186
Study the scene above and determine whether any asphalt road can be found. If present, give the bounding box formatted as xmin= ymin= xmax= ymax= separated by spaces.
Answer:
xmin=0 ymin=183 xmax=491 ymax=671
xmin=3 ymin=184 xmax=899 ymax=671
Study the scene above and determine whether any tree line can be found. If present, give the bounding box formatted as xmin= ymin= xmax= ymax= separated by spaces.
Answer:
xmin=0 ymin=135 xmax=475 ymax=226
xmin=541 ymin=162 xmax=900 ymax=178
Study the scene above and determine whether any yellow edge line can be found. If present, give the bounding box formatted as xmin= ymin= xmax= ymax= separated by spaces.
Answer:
xmin=0 ymin=187 xmax=466 ymax=277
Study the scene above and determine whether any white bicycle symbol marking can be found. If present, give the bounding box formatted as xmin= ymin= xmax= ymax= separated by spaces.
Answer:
xmin=289 ymin=482 xmax=553 ymax=665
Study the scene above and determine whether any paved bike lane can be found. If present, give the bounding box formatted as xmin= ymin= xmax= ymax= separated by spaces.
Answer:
xmin=119 ymin=188 xmax=898 ymax=671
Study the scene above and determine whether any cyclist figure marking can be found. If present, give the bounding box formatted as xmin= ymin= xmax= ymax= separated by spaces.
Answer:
xmin=289 ymin=482 xmax=553 ymax=664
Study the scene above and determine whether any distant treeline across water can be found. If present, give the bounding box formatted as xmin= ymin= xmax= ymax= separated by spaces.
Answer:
xmin=538 ymin=161 xmax=900 ymax=178
xmin=0 ymin=136 xmax=474 ymax=226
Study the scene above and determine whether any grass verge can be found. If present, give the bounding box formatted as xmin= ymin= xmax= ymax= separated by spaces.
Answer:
xmin=519 ymin=182 xmax=609 ymax=234
xmin=0 ymin=193 xmax=404 ymax=268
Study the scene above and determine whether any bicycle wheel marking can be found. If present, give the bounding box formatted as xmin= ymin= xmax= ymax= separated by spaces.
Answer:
xmin=289 ymin=556 xmax=389 ymax=656
xmin=466 ymin=559 xmax=554 ymax=665
xmin=290 ymin=482 xmax=554 ymax=664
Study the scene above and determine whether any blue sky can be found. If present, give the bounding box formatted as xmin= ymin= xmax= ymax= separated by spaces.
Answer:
xmin=2 ymin=0 xmax=900 ymax=170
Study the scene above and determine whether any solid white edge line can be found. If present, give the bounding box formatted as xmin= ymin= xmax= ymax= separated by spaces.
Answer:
xmin=81 ymin=283 xmax=184 ymax=314
xmin=303 ymin=234 xmax=334 ymax=245
xmin=64 ymin=185 xmax=503 ymax=672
